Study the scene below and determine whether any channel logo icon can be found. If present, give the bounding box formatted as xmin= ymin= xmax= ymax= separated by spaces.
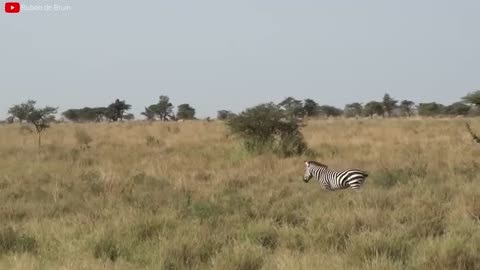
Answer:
xmin=5 ymin=2 xmax=20 ymax=13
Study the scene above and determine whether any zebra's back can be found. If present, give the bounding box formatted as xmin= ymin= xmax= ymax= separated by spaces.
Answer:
xmin=325 ymin=168 xmax=368 ymax=191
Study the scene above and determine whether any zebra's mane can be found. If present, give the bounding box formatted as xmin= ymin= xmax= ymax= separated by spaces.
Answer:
xmin=308 ymin=161 xmax=328 ymax=168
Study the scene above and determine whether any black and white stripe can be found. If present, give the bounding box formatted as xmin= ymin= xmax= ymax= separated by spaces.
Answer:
xmin=303 ymin=160 xmax=368 ymax=191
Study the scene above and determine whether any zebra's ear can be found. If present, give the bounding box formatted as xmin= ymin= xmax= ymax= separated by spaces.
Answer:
xmin=304 ymin=161 xmax=309 ymax=166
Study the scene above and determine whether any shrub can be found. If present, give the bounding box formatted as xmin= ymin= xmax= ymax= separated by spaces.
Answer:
xmin=0 ymin=227 xmax=38 ymax=254
xmin=227 ymin=103 xmax=308 ymax=157
xmin=94 ymin=237 xmax=121 ymax=262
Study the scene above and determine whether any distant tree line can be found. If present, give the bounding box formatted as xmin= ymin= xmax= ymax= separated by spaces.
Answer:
xmin=271 ymin=91 xmax=480 ymax=119
xmin=5 ymin=91 xmax=480 ymax=125
xmin=4 ymin=91 xmax=480 ymax=147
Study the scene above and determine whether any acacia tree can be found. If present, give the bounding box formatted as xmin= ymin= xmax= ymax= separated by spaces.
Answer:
xmin=303 ymin=99 xmax=320 ymax=117
xmin=318 ymin=105 xmax=343 ymax=117
xmin=176 ymin=104 xmax=196 ymax=120
xmin=462 ymin=91 xmax=480 ymax=108
xmin=417 ymin=102 xmax=445 ymax=116
xmin=363 ymin=101 xmax=384 ymax=118
xmin=344 ymin=103 xmax=363 ymax=118
xmin=106 ymin=99 xmax=131 ymax=121
xmin=8 ymin=101 xmax=58 ymax=147
xmin=445 ymin=102 xmax=470 ymax=116
xmin=8 ymin=100 xmax=36 ymax=123
xmin=400 ymin=100 xmax=415 ymax=117
xmin=217 ymin=110 xmax=236 ymax=120
xmin=123 ymin=113 xmax=135 ymax=120
xmin=141 ymin=106 xmax=155 ymax=120
xmin=142 ymin=95 xmax=174 ymax=121
xmin=279 ymin=97 xmax=304 ymax=119
xmin=382 ymin=93 xmax=398 ymax=117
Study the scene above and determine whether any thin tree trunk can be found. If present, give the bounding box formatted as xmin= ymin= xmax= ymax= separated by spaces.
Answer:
xmin=38 ymin=132 xmax=41 ymax=147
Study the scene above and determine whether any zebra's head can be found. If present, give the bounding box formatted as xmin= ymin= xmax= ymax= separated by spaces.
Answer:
xmin=303 ymin=161 xmax=313 ymax=182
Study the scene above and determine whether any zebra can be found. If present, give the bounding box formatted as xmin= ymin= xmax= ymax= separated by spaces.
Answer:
xmin=303 ymin=160 xmax=368 ymax=191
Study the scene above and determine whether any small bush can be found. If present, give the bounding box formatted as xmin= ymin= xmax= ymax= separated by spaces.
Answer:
xmin=227 ymin=103 xmax=308 ymax=157
xmin=0 ymin=227 xmax=38 ymax=254
xmin=94 ymin=237 xmax=121 ymax=262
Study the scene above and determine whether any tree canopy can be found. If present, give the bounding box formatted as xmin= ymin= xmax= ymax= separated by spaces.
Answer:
xmin=344 ymin=103 xmax=363 ymax=118
xmin=8 ymin=100 xmax=36 ymax=123
xmin=417 ymin=102 xmax=445 ymax=116
xmin=9 ymin=100 xmax=58 ymax=146
xmin=462 ymin=91 xmax=480 ymax=107
xmin=142 ymin=95 xmax=175 ymax=121
xmin=364 ymin=101 xmax=384 ymax=118
xmin=176 ymin=104 xmax=196 ymax=120
xmin=399 ymin=100 xmax=415 ymax=117
xmin=279 ymin=97 xmax=304 ymax=119
xmin=382 ymin=93 xmax=398 ymax=117
xmin=217 ymin=110 xmax=236 ymax=120
xmin=303 ymin=99 xmax=321 ymax=117
xmin=107 ymin=99 xmax=131 ymax=121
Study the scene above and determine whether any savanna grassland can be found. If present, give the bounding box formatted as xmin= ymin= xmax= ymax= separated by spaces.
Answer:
xmin=1 ymin=118 xmax=480 ymax=270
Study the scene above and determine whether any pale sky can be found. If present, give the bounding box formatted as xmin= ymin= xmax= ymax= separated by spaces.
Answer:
xmin=1 ymin=0 xmax=479 ymax=119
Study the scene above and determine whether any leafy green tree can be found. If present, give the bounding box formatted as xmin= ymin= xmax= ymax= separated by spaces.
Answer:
xmin=279 ymin=97 xmax=304 ymax=119
xmin=8 ymin=100 xmax=36 ymax=123
xmin=62 ymin=109 xmax=79 ymax=122
xmin=303 ymin=99 xmax=320 ymax=117
xmin=445 ymin=102 xmax=471 ymax=116
xmin=8 ymin=101 xmax=58 ymax=147
xmin=62 ymin=107 xmax=107 ymax=122
xmin=123 ymin=113 xmax=135 ymax=120
xmin=227 ymin=103 xmax=308 ymax=157
xmin=382 ymin=93 xmax=398 ymax=117
xmin=93 ymin=107 xmax=108 ymax=122
xmin=417 ymin=102 xmax=445 ymax=116
xmin=141 ymin=106 xmax=156 ymax=120
xmin=462 ymin=91 xmax=480 ymax=108
xmin=106 ymin=99 xmax=131 ymax=121
xmin=217 ymin=110 xmax=236 ymax=120
xmin=157 ymin=95 xmax=174 ymax=121
xmin=344 ymin=103 xmax=363 ymax=118
xmin=319 ymin=105 xmax=343 ymax=117
xmin=399 ymin=100 xmax=415 ymax=117
xmin=363 ymin=101 xmax=384 ymax=118
xmin=143 ymin=95 xmax=174 ymax=121
xmin=176 ymin=104 xmax=196 ymax=120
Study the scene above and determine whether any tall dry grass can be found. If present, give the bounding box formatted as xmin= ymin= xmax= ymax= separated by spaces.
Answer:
xmin=0 ymin=118 xmax=479 ymax=269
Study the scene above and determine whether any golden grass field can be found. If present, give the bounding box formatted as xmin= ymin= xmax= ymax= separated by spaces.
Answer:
xmin=1 ymin=118 xmax=480 ymax=270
